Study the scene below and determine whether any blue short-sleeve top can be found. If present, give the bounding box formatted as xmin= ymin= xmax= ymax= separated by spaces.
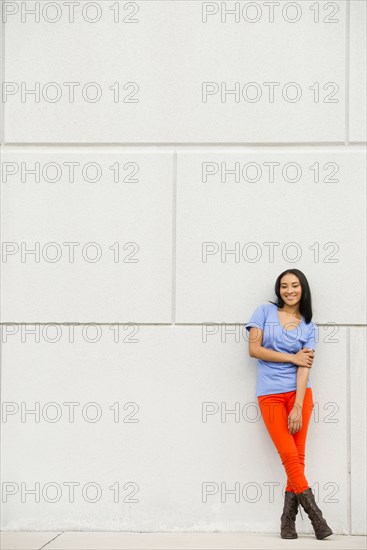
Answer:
xmin=245 ymin=303 xmax=318 ymax=397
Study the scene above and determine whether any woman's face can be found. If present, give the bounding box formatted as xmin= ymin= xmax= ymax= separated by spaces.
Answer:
xmin=279 ymin=274 xmax=302 ymax=307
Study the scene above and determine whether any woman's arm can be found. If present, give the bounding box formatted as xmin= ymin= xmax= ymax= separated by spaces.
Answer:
xmin=247 ymin=327 xmax=314 ymax=366
xmin=295 ymin=367 xmax=310 ymax=407
xmin=247 ymin=327 xmax=294 ymax=362
xmin=288 ymin=367 xmax=310 ymax=433
xmin=252 ymin=346 xmax=296 ymax=364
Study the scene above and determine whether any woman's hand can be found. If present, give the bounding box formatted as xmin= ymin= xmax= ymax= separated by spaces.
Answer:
xmin=288 ymin=404 xmax=302 ymax=434
xmin=293 ymin=348 xmax=314 ymax=368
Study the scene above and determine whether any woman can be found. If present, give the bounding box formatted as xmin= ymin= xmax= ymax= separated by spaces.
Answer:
xmin=245 ymin=269 xmax=333 ymax=540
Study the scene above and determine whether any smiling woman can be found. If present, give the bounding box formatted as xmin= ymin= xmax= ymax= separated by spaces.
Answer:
xmin=246 ymin=269 xmax=333 ymax=541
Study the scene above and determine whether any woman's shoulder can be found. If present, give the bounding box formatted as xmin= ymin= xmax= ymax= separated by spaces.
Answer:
xmin=303 ymin=318 xmax=318 ymax=341
xmin=261 ymin=302 xmax=276 ymax=312
xmin=305 ymin=318 xmax=317 ymax=331
xmin=255 ymin=302 xmax=275 ymax=316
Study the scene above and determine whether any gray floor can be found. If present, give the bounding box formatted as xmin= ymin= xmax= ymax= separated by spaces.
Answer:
xmin=1 ymin=532 xmax=366 ymax=550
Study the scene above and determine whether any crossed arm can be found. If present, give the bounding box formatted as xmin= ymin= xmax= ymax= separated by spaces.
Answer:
xmin=247 ymin=326 xmax=314 ymax=407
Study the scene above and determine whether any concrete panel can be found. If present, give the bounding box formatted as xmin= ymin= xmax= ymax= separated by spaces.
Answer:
xmin=0 ymin=149 xmax=173 ymax=322
xmin=350 ymin=1 xmax=367 ymax=142
xmin=176 ymin=149 xmax=366 ymax=323
xmin=350 ymin=327 xmax=367 ymax=535
xmin=0 ymin=324 xmax=348 ymax=532
xmin=4 ymin=1 xmax=345 ymax=143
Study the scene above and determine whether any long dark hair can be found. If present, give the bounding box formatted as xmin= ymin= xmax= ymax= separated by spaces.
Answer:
xmin=268 ymin=269 xmax=313 ymax=324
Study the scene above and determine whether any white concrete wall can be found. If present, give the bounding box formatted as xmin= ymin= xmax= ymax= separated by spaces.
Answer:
xmin=1 ymin=0 xmax=366 ymax=535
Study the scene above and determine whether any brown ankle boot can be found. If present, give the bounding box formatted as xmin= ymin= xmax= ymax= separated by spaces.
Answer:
xmin=280 ymin=491 xmax=299 ymax=539
xmin=296 ymin=487 xmax=333 ymax=540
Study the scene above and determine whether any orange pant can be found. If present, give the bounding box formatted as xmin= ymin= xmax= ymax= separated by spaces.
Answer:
xmin=258 ymin=388 xmax=314 ymax=495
